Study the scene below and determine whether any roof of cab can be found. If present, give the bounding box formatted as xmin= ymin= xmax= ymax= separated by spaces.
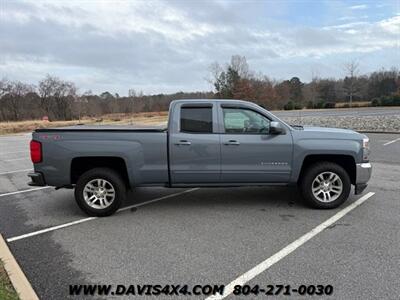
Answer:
xmin=170 ymin=99 xmax=250 ymax=105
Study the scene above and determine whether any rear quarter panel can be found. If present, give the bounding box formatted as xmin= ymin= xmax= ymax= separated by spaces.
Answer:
xmin=32 ymin=131 xmax=168 ymax=187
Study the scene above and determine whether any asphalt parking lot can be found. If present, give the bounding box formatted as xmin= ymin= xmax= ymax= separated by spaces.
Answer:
xmin=0 ymin=131 xmax=399 ymax=299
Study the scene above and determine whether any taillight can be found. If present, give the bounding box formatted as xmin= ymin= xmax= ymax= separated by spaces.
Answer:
xmin=30 ymin=140 xmax=42 ymax=163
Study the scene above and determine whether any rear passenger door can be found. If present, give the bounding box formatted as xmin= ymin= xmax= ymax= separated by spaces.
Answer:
xmin=169 ymin=102 xmax=221 ymax=184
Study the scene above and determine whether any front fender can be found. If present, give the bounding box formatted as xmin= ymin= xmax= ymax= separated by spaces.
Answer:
xmin=290 ymin=138 xmax=361 ymax=182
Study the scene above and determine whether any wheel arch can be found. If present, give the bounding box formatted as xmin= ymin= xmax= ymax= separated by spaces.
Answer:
xmin=298 ymin=154 xmax=356 ymax=185
xmin=70 ymin=156 xmax=130 ymax=187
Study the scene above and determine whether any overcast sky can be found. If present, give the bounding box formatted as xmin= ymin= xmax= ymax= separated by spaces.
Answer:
xmin=1 ymin=0 xmax=399 ymax=95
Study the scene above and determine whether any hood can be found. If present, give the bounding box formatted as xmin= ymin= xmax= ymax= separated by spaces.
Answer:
xmin=302 ymin=126 xmax=357 ymax=134
xmin=292 ymin=126 xmax=366 ymax=141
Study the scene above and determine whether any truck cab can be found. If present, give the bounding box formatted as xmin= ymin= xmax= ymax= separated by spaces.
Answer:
xmin=168 ymin=100 xmax=293 ymax=185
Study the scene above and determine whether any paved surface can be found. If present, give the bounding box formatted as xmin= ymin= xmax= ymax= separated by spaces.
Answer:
xmin=273 ymin=107 xmax=400 ymax=117
xmin=0 ymin=132 xmax=399 ymax=299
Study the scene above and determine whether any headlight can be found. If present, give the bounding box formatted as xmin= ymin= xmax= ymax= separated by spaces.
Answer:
xmin=362 ymin=137 xmax=370 ymax=161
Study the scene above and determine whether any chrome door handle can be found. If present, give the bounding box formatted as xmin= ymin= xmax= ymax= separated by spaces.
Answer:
xmin=175 ymin=140 xmax=191 ymax=146
xmin=224 ymin=140 xmax=240 ymax=145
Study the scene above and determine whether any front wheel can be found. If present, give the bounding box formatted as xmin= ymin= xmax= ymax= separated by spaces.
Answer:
xmin=75 ymin=168 xmax=126 ymax=217
xmin=300 ymin=162 xmax=351 ymax=209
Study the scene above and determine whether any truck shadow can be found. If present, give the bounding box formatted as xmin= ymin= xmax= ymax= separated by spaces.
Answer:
xmin=123 ymin=186 xmax=307 ymax=210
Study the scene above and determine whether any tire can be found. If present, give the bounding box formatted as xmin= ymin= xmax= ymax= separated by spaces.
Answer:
xmin=75 ymin=168 xmax=126 ymax=217
xmin=299 ymin=162 xmax=351 ymax=209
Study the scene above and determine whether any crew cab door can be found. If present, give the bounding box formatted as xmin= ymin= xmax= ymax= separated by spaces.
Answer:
xmin=169 ymin=102 xmax=220 ymax=183
xmin=218 ymin=104 xmax=293 ymax=183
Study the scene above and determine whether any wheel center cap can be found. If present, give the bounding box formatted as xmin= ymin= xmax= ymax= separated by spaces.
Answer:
xmin=96 ymin=188 xmax=105 ymax=197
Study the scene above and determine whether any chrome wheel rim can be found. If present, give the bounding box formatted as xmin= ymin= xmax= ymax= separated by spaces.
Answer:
xmin=83 ymin=179 xmax=115 ymax=209
xmin=311 ymin=171 xmax=343 ymax=203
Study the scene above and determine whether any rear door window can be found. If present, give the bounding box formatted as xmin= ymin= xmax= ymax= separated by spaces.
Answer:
xmin=180 ymin=107 xmax=213 ymax=133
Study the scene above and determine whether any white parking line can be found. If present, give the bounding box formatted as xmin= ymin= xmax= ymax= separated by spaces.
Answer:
xmin=206 ymin=192 xmax=375 ymax=300
xmin=0 ymin=169 xmax=32 ymax=176
xmin=0 ymin=151 xmax=28 ymax=155
xmin=7 ymin=217 xmax=96 ymax=243
xmin=2 ymin=158 xmax=29 ymax=162
xmin=0 ymin=187 xmax=51 ymax=198
xmin=0 ymin=138 xmax=29 ymax=141
xmin=0 ymin=134 xmax=29 ymax=138
xmin=383 ymin=137 xmax=400 ymax=146
xmin=6 ymin=188 xmax=200 ymax=242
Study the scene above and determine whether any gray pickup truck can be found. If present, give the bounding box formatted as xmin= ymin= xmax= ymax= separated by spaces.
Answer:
xmin=28 ymin=99 xmax=372 ymax=216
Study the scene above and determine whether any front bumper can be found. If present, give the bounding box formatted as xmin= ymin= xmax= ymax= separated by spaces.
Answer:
xmin=355 ymin=163 xmax=372 ymax=195
xmin=28 ymin=172 xmax=46 ymax=186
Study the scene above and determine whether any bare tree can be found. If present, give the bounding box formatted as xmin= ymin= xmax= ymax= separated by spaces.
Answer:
xmin=209 ymin=55 xmax=250 ymax=99
xmin=230 ymin=55 xmax=250 ymax=79
xmin=128 ymin=88 xmax=136 ymax=124
xmin=38 ymin=75 xmax=77 ymax=120
xmin=344 ymin=60 xmax=360 ymax=107
xmin=207 ymin=62 xmax=223 ymax=86
xmin=309 ymin=69 xmax=320 ymax=105
xmin=55 ymin=81 xmax=77 ymax=120
xmin=0 ymin=78 xmax=11 ymax=97
xmin=76 ymin=90 xmax=91 ymax=122
xmin=38 ymin=75 xmax=57 ymax=116
xmin=6 ymin=81 xmax=34 ymax=120
xmin=0 ymin=78 xmax=11 ymax=120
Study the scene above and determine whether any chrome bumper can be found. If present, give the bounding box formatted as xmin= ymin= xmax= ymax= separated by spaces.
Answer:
xmin=356 ymin=163 xmax=372 ymax=184
xmin=355 ymin=163 xmax=372 ymax=195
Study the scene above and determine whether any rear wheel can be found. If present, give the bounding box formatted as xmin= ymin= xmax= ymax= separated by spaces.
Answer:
xmin=300 ymin=162 xmax=351 ymax=209
xmin=75 ymin=168 xmax=126 ymax=216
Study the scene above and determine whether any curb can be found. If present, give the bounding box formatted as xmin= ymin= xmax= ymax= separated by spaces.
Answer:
xmin=0 ymin=234 xmax=39 ymax=300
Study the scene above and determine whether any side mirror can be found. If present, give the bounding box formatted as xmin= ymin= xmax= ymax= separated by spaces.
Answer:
xmin=269 ymin=121 xmax=285 ymax=134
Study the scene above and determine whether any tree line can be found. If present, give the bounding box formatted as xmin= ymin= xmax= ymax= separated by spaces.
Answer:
xmin=211 ymin=56 xmax=399 ymax=110
xmin=0 ymin=56 xmax=399 ymax=122
xmin=0 ymin=75 xmax=213 ymax=122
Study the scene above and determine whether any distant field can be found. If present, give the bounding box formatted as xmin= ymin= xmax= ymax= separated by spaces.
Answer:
xmin=0 ymin=111 xmax=168 ymax=135
xmin=1 ymin=106 xmax=400 ymax=135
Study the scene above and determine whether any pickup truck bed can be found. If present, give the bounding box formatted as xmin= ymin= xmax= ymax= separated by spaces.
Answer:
xmin=32 ymin=126 xmax=170 ymax=188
